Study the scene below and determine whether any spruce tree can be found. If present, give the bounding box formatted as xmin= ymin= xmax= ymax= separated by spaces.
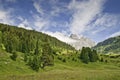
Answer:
xmin=34 ymin=39 xmax=39 ymax=55
xmin=10 ymin=51 xmax=18 ymax=61
xmin=80 ymin=47 xmax=98 ymax=63
xmin=0 ymin=31 xmax=2 ymax=44
xmin=80 ymin=47 xmax=89 ymax=64
xmin=41 ymin=37 xmax=54 ymax=68
xmin=92 ymin=49 xmax=99 ymax=62
xmin=80 ymin=47 xmax=85 ymax=59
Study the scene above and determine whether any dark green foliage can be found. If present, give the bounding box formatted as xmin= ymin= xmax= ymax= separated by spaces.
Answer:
xmin=92 ymin=50 xmax=99 ymax=62
xmin=105 ymin=59 xmax=108 ymax=63
xmin=89 ymin=49 xmax=98 ymax=62
xmin=80 ymin=47 xmax=85 ymax=60
xmin=27 ymin=38 xmax=54 ymax=70
xmin=34 ymin=39 xmax=39 ymax=55
xmin=24 ymin=53 xmax=28 ymax=62
xmin=62 ymin=58 xmax=66 ymax=62
xmin=80 ymin=47 xmax=89 ymax=63
xmin=41 ymin=38 xmax=54 ymax=68
xmin=80 ymin=47 xmax=99 ymax=63
xmin=28 ymin=56 xmax=32 ymax=66
xmin=27 ymin=55 xmax=40 ymax=71
xmin=30 ymin=56 xmax=40 ymax=71
xmin=57 ymin=56 xmax=62 ymax=60
xmin=100 ymin=57 xmax=104 ymax=62
xmin=0 ymin=31 xmax=2 ymax=44
xmin=82 ymin=51 xmax=89 ymax=64
xmin=10 ymin=51 xmax=18 ymax=61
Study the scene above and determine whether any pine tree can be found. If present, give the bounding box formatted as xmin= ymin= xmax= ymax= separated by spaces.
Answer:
xmin=92 ymin=49 xmax=99 ymax=62
xmin=34 ymin=39 xmax=39 ymax=55
xmin=80 ymin=47 xmax=85 ymax=59
xmin=41 ymin=37 xmax=54 ymax=68
xmin=82 ymin=51 xmax=89 ymax=64
xmin=10 ymin=51 xmax=18 ymax=61
xmin=0 ymin=31 xmax=2 ymax=44
xmin=80 ymin=47 xmax=89 ymax=64
xmin=24 ymin=53 xmax=28 ymax=62
xmin=80 ymin=47 xmax=98 ymax=63
xmin=31 ymin=55 xmax=40 ymax=71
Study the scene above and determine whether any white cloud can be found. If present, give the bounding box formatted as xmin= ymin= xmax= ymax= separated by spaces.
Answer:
xmin=109 ymin=31 xmax=120 ymax=38
xmin=68 ymin=0 xmax=105 ymax=34
xmin=0 ymin=8 xmax=15 ymax=25
xmin=0 ymin=0 xmax=16 ymax=25
xmin=91 ymin=13 xmax=120 ymax=34
xmin=94 ymin=13 xmax=120 ymax=27
xmin=18 ymin=19 xmax=32 ymax=30
xmin=0 ymin=10 xmax=8 ymax=19
xmin=33 ymin=0 xmax=44 ymax=15
xmin=42 ymin=31 xmax=76 ymax=43
xmin=17 ymin=16 xmax=24 ymax=21
xmin=50 ymin=6 xmax=61 ymax=16
xmin=33 ymin=15 xmax=49 ymax=31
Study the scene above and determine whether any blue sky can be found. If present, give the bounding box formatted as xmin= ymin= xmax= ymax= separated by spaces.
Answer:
xmin=0 ymin=0 xmax=120 ymax=43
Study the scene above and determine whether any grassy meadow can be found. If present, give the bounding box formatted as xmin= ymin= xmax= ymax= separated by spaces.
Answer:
xmin=0 ymin=50 xmax=120 ymax=80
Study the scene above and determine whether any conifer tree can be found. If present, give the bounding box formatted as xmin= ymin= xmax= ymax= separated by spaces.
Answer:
xmin=0 ymin=31 xmax=2 ymax=44
xmin=41 ymin=37 xmax=54 ymax=68
xmin=80 ymin=47 xmax=89 ymax=63
xmin=80 ymin=47 xmax=98 ymax=63
xmin=92 ymin=49 xmax=99 ymax=62
xmin=34 ymin=39 xmax=39 ymax=55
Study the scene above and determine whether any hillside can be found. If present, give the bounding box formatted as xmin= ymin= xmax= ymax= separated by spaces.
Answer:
xmin=94 ymin=35 xmax=120 ymax=54
xmin=0 ymin=23 xmax=74 ymax=53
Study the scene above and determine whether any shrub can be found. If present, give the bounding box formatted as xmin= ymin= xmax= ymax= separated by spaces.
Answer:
xmin=10 ymin=51 xmax=18 ymax=61
xmin=62 ymin=58 xmax=66 ymax=62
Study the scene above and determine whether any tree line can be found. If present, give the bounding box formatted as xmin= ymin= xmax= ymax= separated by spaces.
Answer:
xmin=80 ymin=47 xmax=99 ymax=64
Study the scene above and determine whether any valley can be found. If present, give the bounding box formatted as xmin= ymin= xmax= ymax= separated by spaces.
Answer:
xmin=0 ymin=23 xmax=120 ymax=80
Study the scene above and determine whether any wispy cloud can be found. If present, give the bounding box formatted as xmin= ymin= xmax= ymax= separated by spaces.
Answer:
xmin=68 ymin=0 xmax=105 ymax=34
xmin=91 ymin=13 xmax=120 ymax=34
xmin=17 ymin=16 xmax=24 ymax=21
xmin=33 ymin=15 xmax=49 ymax=31
xmin=42 ymin=31 xmax=76 ymax=43
xmin=94 ymin=14 xmax=120 ymax=27
xmin=109 ymin=31 xmax=120 ymax=38
xmin=32 ymin=0 xmax=69 ymax=31
xmin=18 ymin=19 xmax=32 ymax=30
xmin=0 ymin=5 xmax=15 ymax=25
xmin=33 ymin=0 xmax=44 ymax=15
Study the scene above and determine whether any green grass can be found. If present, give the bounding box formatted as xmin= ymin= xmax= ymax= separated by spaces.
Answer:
xmin=0 ymin=50 xmax=120 ymax=80
xmin=0 ymin=62 xmax=120 ymax=80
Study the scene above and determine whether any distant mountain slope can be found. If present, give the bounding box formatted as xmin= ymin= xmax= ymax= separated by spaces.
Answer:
xmin=69 ymin=34 xmax=95 ymax=50
xmin=94 ymin=35 xmax=120 ymax=54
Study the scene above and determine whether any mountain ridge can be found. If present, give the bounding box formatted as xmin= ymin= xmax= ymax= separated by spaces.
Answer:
xmin=94 ymin=35 xmax=120 ymax=54
xmin=69 ymin=34 xmax=95 ymax=50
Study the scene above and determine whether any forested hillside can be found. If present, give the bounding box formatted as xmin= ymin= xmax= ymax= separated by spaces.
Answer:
xmin=0 ymin=23 xmax=75 ymax=71
xmin=0 ymin=23 xmax=74 ymax=53
xmin=94 ymin=35 xmax=120 ymax=54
